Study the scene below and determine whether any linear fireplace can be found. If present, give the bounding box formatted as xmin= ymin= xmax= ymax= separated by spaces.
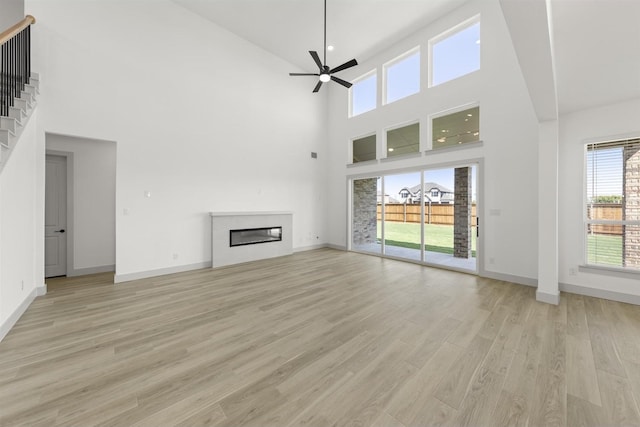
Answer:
xmin=230 ymin=227 xmax=282 ymax=247
xmin=210 ymin=212 xmax=293 ymax=268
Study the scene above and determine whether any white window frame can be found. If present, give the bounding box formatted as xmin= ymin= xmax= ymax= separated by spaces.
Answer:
xmin=384 ymin=120 xmax=421 ymax=160
xmin=583 ymin=136 xmax=640 ymax=273
xmin=349 ymin=131 xmax=378 ymax=165
xmin=428 ymin=102 xmax=480 ymax=152
xmin=349 ymin=69 xmax=377 ymax=118
xmin=428 ymin=15 xmax=481 ymax=88
xmin=383 ymin=46 xmax=421 ymax=106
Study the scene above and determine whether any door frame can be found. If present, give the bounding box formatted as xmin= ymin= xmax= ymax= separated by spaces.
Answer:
xmin=46 ymin=150 xmax=74 ymax=278
xmin=347 ymin=158 xmax=484 ymax=276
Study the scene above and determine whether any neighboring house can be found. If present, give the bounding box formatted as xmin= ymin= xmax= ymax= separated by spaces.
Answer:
xmin=398 ymin=183 xmax=454 ymax=204
xmin=377 ymin=191 xmax=400 ymax=204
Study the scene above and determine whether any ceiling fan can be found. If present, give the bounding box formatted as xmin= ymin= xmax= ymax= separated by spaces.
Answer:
xmin=289 ymin=0 xmax=358 ymax=93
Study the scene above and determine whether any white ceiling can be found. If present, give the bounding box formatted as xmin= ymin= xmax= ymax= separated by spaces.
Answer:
xmin=172 ymin=0 xmax=640 ymax=115
xmin=172 ymin=0 xmax=469 ymax=71
xmin=551 ymin=0 xmax=640 ymax=114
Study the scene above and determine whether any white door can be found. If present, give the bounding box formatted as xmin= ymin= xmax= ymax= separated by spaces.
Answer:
xmin=45 ymin=155 xmax=67 ymax=277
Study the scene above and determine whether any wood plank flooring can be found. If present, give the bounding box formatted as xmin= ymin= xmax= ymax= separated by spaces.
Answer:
xmin=2 ymin=248 xmax=640 ymax=426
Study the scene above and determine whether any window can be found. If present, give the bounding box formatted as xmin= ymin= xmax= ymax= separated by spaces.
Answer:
xmin=386 ymin=123 xmax=419 ymax=158
xmin=352 ymin=134 xmax=376 ymax=163
xmin=432 ymin=106 xmax=479 ymax=150
xmin=430 ymin=17 xmax=480 ymax=87
xmin=431 ymin=189 xmax=439 ymax=197
xmin=384 ymin=48 xmax=420 ymax=104
xmin=586 ymin=138 xmax=640 ymax=271
xmin=350 ymin=71 xmax=377 ymax=117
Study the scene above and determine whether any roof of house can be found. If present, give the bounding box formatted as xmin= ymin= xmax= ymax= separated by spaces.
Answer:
xmin=401 ymin=182 xmax=453 ymax=195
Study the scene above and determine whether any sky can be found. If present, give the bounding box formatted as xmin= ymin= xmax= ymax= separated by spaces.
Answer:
xmin=586 ymin=147 xmax=623 ymax=199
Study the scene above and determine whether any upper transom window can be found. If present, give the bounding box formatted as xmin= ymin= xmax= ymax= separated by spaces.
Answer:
xmin=350 ymin=71 xmax=377 ymax=117
xmin=384 ymin=48 xmax=420 ymax=105
xmin=387 ymin=122 xmax=420 ymax=158
xmin=430 ymin=17 xmax=480 ymax=87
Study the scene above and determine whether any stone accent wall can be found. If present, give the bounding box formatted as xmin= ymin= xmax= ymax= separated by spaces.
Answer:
xmin=624 ymin=143 xmax=640 ymax=267
xmin=353 ymin=178 xmax=378 ymax=245
xmin=454 ymin=167 xmax=472 ymax=259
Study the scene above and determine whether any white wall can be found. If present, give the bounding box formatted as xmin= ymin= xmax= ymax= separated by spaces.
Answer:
xmin=0 ymin=0 xmax=24 ymax=31
xmin=27 ymin=0 xmax=328 ymax=280
xmin=0 ymin=109 xmax=45 ymax=337
xmin=46 ymin=134 xmax=116 ymax=275
xmin=326 ymin=0 xmax=539 ymax=282
xmin=558 ymin=97 xmax=640 ymax=298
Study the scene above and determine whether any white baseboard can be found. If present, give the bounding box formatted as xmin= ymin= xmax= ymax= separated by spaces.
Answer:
xmin=560 ymin=282 xmax=640 ymax=305
xmin=114 ymin=261 xmax=212 ymax=283
xmin=536 ymin=289 xmax=560 ymax=305
xmin=36 ymin=284 xmax=47 ymax=296
xmin=0 ymin=288 xmax=37 ymax=342
xmin=326 ymin=243 xmax=347 ymax=251
xmin=293 ymin=243 xmax=329 ymax=253
xmin=68 ymin=264 xmax=115 ymax=277
xmin=479 ymin=270 xmax=538 ymax=287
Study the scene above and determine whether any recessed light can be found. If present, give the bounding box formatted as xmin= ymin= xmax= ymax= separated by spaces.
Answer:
xmin=327 ymin=45 xmax=334 ymax=51
xmin=467 ymin=113 xmax=473 ymax=117
xmin=465 ymin=118 xmax=469 ymax=122
xmin=437 ymin=138 xmax=446 ymax=143
xmin=441 ymin=129 xmax=448 ymax=133
xmin=473 ymin=132 xmax=479 ymax=136
xmin=388 ymin=148 xmax=394 ymax=152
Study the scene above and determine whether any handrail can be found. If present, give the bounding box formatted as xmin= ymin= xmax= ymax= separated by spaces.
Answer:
xmin=0 ymin=15 xmax=35 ymax=46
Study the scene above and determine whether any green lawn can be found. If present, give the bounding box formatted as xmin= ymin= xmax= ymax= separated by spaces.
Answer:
xmin=374 ymin=224 xmax=622 ymax=266
xmin=377 ymin=221 xmax=476 ymax=257
xmin=587 ymin=234 xmax=622 ymax=266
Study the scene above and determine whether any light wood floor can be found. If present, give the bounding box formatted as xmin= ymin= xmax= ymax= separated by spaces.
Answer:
xmin=2 ymin=249 xmax=640 ymax=426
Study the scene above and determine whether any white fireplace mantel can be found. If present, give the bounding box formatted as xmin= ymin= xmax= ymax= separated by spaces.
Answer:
xmin=209 ymin=212 xmax=293 ymax=268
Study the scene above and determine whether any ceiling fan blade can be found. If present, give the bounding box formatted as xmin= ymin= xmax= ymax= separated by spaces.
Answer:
xmin=289 ymin=73 xmax=320 ymax=76
xmin=309 ymin=51 xmax=324 ymax=70
xmin=313 ymin=81 xmax=323 ymax=93
xmin=331 ymin=75 xmax=352 ymax=88
xmin=331 ymin=58 xmax=358 ymax=74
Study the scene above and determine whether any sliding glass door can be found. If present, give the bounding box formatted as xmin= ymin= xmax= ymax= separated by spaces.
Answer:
xmin=423 ymin=167 xmax=476 ymax=271
xmin=383 ymin=171 xmax=422 ymax=261
xmin=351 ymin=164 xmax=477 ymax=273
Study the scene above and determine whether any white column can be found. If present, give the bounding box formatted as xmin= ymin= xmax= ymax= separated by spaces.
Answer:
xmin=537 ymin=119 xmax=559 ymax=304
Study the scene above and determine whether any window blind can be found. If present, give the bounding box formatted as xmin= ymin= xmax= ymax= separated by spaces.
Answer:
xmin=586 ymin=138 xmax=640 ymax=270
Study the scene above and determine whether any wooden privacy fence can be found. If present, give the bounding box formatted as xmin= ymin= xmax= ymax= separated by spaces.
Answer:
xmin=377 ymin=203 xmax=477 ymax=226
xmin=376 ymin=203 xmax=623 ymax=231
xmin=588 ymin=204 xmax=623 ymax=235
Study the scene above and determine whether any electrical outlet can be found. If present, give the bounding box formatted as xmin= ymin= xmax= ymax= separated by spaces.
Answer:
xmin=569 ymin=268 xmax=577 ymax=276
xmin=172 ymin=253 xmax=179 ymax=260
xmin=21 ymin=280 xmax=24 ymax=291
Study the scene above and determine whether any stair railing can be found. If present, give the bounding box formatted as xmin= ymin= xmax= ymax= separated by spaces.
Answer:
xmin=0 ymin=15 xmax=35 ymax=116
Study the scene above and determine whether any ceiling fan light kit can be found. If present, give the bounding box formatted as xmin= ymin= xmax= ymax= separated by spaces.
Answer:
xmin=289 ymin=0 xmax=359 ymax=93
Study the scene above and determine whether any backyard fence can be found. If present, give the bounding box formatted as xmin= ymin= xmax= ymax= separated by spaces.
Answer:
xmin=377 ymin=203 xmax=477 ymax=226
xmin=377 ymin=203 xmax=623 ymax=232
xmin=588 ymin=203 xmax=623 ymax=235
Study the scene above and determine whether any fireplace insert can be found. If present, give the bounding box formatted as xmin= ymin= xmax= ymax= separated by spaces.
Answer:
xmin=230 ymin=227 xmax=283 ymax=247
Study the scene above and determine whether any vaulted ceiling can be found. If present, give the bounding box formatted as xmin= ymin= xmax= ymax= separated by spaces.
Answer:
xmin=173 ymin=0 xmax=640 ymax=117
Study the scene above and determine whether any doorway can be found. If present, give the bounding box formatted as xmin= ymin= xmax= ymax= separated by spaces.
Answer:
xmin=45 ymin=155 xmax=67 ymax=277
xmin=45 ymin=133 xmax=117 ymax=279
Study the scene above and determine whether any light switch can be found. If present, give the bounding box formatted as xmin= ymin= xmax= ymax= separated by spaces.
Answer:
xmin=144 ymin=191 xmax=151 ymax=198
